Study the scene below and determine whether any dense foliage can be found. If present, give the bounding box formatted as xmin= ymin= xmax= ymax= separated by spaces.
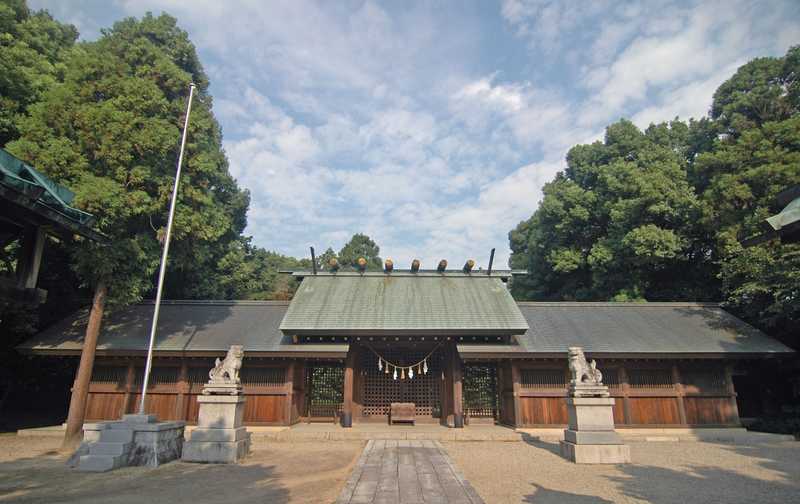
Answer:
xmin=337 ymin=233 xmax=383 ymax=270
xmin=510 ymin=46 xmax=800 ymax=346
xmin=0 ymin=0 xmax=76 ymax=145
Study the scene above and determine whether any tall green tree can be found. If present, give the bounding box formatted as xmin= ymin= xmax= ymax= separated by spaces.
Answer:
xmin=0 ymin=0 xmax=77 ymax=145
xmin=7 ymin=12 xmax=248 ymax=448
xmin=509 ymin=45 xmax=800 ymax=348
xmin=509 ymin=119 xmax=713 ymax=301
xmin=316 ymin=247 xmax=338 ymax=271
xmin=698 ymin=46 xmax=800 ymax=344
xmin=338 ymin=233 xmax=382 ymax=270
xmin=8 ymin=12 xmax=249 ymax=304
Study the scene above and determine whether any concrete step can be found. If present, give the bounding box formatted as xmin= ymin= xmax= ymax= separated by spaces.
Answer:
xmin=78 ymin=454 xmax=125 ymax=472
xmin=98 ymin=429 xmax=134 ymax=443
xmin=89 ymin=442 xmax=131 ymax=456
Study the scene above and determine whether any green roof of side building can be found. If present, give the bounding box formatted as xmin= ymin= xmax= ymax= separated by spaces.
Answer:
xmin=17 ymin=301 xmax=794 ymax=358
xmin=0 ymin=148 xmax=104 ymax=241
xmin=279 ymin=274 xmax=530 ymax=336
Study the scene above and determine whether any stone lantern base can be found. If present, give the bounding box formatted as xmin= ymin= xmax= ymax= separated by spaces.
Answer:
xmin=560 ymin=397 xmax=630 ymax=464
xmin=182 ymin=394 xmax=250 ymax=463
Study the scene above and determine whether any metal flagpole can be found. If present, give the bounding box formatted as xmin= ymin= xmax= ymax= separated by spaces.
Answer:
xmin=138 ymin=82 xmax=196 ymax=414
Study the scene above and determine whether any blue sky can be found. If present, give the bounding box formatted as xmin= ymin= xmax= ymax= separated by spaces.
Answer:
xmin=31 ymin=0 xmax=800 ymax=268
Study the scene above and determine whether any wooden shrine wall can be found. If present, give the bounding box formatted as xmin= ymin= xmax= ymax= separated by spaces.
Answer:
xmin=85 ymin=356 xmax=741 ymax=428
xmin=85 ymin=358 xmax=296 ymax=425
xmin=514 ymin=360 xmax=739 ymax=427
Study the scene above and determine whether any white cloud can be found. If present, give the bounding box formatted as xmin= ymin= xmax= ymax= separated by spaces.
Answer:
xmin=28 ymin=0 xmax=800 ymax=266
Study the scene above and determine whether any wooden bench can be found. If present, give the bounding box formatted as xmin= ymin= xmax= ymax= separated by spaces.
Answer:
xmin=389 ymin=402 xmax=415 ymax=424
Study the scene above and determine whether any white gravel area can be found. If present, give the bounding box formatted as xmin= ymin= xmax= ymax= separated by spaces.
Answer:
xmin=443 ymin=439 xmax=800 ymax=504
xmin=0 ymin=434 xmax=364 ymax=503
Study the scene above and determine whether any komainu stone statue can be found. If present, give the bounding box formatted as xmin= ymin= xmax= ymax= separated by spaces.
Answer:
xmin=560 ymin=346 xmax=630 ymax=464
xmin=183 ymin=344 xmax=250 ymax=463
xmin=567 ymin=346 xmax=609 ymax=398
xmin=209 ymin=345 xmax=244 ymax=384
xmin=203 ymin=345 xmax=244 ymax=395
xmin=568 ymin=347 xmax=603 ymax=386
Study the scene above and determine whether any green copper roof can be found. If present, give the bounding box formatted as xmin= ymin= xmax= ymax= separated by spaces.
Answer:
xmin=766 ymin=196 xmax=800 ymax=231
xmin=0 ymin=148 xmax=103 ymax=240
xmin=280 ymin=274 xmax=530 ymax=335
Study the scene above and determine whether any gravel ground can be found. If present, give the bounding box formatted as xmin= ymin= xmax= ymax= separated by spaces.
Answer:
xmin=0 ymin=434 xmax=364 ymax=503
xmin=443 ymin=438 xmax=800 ymax=504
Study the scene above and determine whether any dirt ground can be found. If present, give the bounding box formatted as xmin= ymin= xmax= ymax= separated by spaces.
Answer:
xmin=0 ymin=434 xmax=364 ymax=504
xmin=444 ymin=438 xmax=800 ymax=504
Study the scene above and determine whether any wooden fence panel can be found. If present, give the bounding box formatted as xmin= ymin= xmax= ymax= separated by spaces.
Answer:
xmin=85 ymin=392 xmax=125 ymax=420
xmin=126 ymin=393 xmax=178 ymax=421
xmin=684 ymin=397 xmax=738 ymax=425
xmin=628 ymin=397 xmax=681 ymax=424
xmin=519 ymin=397 xmax=568 ymax=425
xmin=243 ymin=395 xmax=285 ymax=424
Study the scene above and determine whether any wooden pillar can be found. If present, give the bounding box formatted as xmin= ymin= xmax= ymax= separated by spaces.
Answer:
xmin=175 ymin=361 xmax=189 ymax=421
xmin=619 ymin=365 xmax=632 ymax=425
xmin=725 ymin=363 xmax=741 ymax=425
xmin=342 ymin=346 xmax=357 ymax=427
xmin=440 ymin=348 xmax=451 ymax=426
xmin=511 ymin=361 xmax=522 ymax=427
xmin=672 ymin=363 xmax=687 ymax=425
xmin=284 ymin=361 xmax=295 ymax=425
xmin=122 ymin=360 xmax=135 ymax=415
xmin=452 ymin=343 xmax=464 ymax=428
xmin=16 ymin=225 xmax=46 ymax=289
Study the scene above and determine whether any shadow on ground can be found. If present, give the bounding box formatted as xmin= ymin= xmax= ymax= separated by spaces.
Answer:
xmin=0 ymin=435 xmax=365 ymax=503
xmin=0 ymin=453 xmax=289 ymax=504
xmin=513 ymin=438 xmax=800 ymax=504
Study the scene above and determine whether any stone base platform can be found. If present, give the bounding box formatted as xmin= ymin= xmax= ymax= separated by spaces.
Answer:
xmin=560 ymin=440 xmax=631 ymax=464
xmin=182 ymin=426 xmax=250 ymax=463
xmin=75 ymin=414 xmax=185 ymax=472
xmin=182 ymin=394 xmax=250 ymax=463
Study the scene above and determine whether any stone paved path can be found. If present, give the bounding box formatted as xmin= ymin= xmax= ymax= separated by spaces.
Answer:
xmin=337 ymin=439 xmax=485 ymax=504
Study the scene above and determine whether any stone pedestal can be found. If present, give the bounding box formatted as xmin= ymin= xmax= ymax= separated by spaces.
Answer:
xmin=560 ymin=397 xmax=630 ymax=464
xmin=75 ymin=414 xmax=185 ymax=472
xmin=182 ymin=394 xmax=250 ymax=463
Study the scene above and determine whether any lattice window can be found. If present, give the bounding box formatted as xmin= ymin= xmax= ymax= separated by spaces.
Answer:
xmin=306 ymin=364 xmax=343 ymax=418
xmin=463 ymin=363 xmax=498 ymax=418
xmin=241 ymin=367 xmax=285 ymax=387
xmin=361 ymin=347 xmax=443 ymax=417
xmin=188 ymin=366 xmax=211 ymax=386
xmin=520 ymin=368 xmax=566 ymax=389
xmin=91 ymin=365 xmax=127 ymax=385
xmin=628 ymin=368 xmax=673 ymax=389
xmin=681 ymin=368 xmax=727 ymax=394
xmin=132 ymin=367 xmax=179 ymax=387
xmin=598 ymin=367 xmax=620 ymax=389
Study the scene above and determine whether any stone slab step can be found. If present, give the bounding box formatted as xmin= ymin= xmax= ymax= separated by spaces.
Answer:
xmin=89 ymin=442 xmax=131 ymax=456
xmin=78 ymin=454 xmax=125 ymax=472
xmin=98 ymin=429 xmax=134 ymax=443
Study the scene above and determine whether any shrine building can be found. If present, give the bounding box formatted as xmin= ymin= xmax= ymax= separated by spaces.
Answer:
xmin=19 ymin=265 xmax=794 ymax=429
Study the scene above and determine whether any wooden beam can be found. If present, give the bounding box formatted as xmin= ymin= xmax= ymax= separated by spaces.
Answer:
xmin=284 ymin=362 xmax=295 ymax=425
xmin=342 ymin=345 xmax=356 ymax=427
xmin=452 ymin=343 xmax=464 ymax=428
xmin=511 ymin=361 xmax=522 ymax=428
xmin=619 ymin=366 xmax=632 ymax=425
xmin=725 ymin=363 xmax=741 ymax=426
xmin=672 ymin=364 xmax=687 ymax=425
xmin=176 ymin=361 xmax=189 ymax=421
xmin=15 ymin=225 xmax=45 ymax=289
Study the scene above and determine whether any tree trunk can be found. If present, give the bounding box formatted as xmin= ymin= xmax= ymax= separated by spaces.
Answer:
xmin=60 ymin=279 xmax=107 ymax=453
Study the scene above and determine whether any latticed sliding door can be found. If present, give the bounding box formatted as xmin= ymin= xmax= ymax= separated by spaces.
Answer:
xmin=462 ymin=363 xmax=499 ymax=419
xmin=361 ymin=347 xmax=443 ymax=418
xmin=305 ymin=364 xmax=344 ymax=419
